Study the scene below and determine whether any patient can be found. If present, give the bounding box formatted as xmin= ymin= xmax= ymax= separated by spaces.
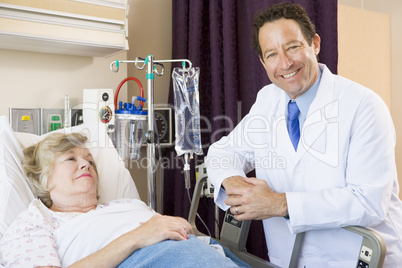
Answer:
xmin=0 ymin=133 xmax=242 ymax=267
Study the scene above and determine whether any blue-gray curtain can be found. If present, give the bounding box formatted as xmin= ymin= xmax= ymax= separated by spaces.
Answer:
xmin=164 ymin=0 xmax=338 ymax=260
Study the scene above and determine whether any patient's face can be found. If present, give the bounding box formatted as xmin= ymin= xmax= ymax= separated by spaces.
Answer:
xmin=47 ymin=147 xmax=98 ymax=211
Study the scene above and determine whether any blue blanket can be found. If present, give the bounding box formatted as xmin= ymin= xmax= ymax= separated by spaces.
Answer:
xmin=117 ymin=235 xmax=251 ymax=267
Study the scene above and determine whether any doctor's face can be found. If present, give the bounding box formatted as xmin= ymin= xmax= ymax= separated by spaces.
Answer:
xmin=258 ymin=18 xmax=320 ymax=99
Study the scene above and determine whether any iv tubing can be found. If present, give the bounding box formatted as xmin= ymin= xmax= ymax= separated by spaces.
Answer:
xmin=184 ymin=153 xmax=191 ymax=189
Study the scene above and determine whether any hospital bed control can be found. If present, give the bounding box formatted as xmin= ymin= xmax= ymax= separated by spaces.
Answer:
xmin=225 ymin=211 xmax=243 ymax=228
xmin=220 ymin=210 xmax=251 ymax=252
xmin=356 ymin=245 xmax=372 ymax=268
xmin=359 ymin=245 xmax=373 ymax=262
xmin=344 ymin=225 xmax=386 ymax=268
xmin=357 ymin=260 xmax=369 ymax=268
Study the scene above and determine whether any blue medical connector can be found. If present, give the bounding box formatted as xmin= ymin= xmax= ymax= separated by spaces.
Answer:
xmin=115 ymin=96 xmax=148 ymax=115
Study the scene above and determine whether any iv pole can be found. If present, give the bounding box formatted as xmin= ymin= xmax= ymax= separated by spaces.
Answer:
xmin=110 ymin=55 xmax=192 ymax=210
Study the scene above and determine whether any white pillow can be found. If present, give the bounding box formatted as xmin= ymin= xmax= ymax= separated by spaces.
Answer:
xmin=0 ymin=117 xmax=36 ymax=236
xmin=0 ymin=115 xmax=140 ymax=245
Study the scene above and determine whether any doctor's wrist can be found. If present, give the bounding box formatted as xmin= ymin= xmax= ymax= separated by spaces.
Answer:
xmin=279 ymin=193 xmax=289 ymax=219
xmin=284 ymin=209 xmax=290 ymax=220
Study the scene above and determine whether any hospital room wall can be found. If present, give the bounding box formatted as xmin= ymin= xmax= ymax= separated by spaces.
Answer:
xmin=337 ymin=0 xmax=402 ymax=197
xmin=0 ymin=50 xmax=129 ymax=120
xmin=0 ymin=0 xmax=170 ymax=206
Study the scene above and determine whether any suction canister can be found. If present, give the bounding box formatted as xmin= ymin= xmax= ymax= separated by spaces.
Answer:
xmin=115 ymin=97 xmax=148 ymax=160
xmin=114 ymin=77 xmax=148 ymax=161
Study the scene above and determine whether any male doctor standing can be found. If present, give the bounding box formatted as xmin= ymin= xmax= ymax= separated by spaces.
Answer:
xmin=206 ymin=3 xmax=402 ymax=267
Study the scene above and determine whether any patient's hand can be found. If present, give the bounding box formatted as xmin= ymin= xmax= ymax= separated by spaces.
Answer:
xmin=66 ymin=215 xmax=193 ymax=267
xmin=174 ymin=216 xmax=194 ymax=235
xmin=134 ymin=215 xmax=190 ymax=249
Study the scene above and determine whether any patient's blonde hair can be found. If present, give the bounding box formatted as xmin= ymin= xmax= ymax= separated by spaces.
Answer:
xmin=23 ymin=132 xmax=99 ymax=208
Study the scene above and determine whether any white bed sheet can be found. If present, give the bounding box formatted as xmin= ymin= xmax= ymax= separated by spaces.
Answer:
xmin=55 ymin=199 xmax=155 ymax=266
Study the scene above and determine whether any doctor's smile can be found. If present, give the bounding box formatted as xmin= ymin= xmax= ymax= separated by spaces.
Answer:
xmin=281 ymin=69 xmax=299 ymax=79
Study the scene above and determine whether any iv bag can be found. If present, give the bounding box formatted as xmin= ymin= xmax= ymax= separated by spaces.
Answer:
xmin=172 ymin=67 xmax=203 ymax=157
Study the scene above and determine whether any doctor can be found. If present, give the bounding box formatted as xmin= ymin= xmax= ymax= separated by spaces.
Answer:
xmin=206 ymin=3 xmax=402 ymax=267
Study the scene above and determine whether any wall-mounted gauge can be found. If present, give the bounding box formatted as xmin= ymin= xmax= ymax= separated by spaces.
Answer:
xmin=83 ymin=89 xmax=115 ymax=135
xmin=99 ymin=106 xmax=113 ymax=123
xmin=145 ymin=107 xmax=173 ymax=146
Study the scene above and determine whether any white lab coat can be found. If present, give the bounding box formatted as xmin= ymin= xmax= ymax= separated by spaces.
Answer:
xmin=206 ymin=64 xmax=402 ymax=267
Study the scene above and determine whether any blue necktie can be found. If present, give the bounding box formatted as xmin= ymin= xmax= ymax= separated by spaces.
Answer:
xmin=288 ymin=101 xmax=300 ymax=151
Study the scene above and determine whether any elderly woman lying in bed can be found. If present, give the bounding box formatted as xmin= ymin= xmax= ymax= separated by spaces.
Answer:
xmin=1 ymin=133 xmax=244 ymax=267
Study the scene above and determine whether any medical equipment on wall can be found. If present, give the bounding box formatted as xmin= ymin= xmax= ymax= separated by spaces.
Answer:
xmin=114 ymin=77 xmax=148 ymax=161
xmin=144 ymin=107 xmax=174 ymax=146
xmin=9 ymin=108 xmax=41 ymax=135
xmin=172 ymin=66 xmax=203 ymax=189
xmin=10 ymin=107 xmax=66 ymax=135
xmin=49 ymin=114 xmax=62 ymax=131
xmin=39 ymin=109 xmax=63 ymax=134
xmin=110 ymin=56 xmax=194 ymax=210
xmin=83 ymin=89 xmax=115 ymax=147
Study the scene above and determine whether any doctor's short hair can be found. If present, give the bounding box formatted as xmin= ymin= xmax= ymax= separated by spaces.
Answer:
xmin=252 ymin=3 xmax=317 ymax=60
xmin=23 ymin=132 xmax=99 ymax=208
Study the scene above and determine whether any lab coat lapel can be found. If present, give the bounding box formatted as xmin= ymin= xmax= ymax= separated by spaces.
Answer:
xmin=294 ymin=65 xmax=337 ymax=166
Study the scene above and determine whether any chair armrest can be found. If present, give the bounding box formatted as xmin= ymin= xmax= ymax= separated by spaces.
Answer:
xmin=343 ymin=226 xmax=386 ymax=268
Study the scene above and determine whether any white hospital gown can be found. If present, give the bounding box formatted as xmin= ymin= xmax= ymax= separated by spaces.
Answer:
xmin=1 ymin=198 xmax=145 ymax=267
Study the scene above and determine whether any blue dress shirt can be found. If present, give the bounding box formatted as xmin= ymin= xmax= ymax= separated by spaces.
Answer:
xmin=286 ymin=66 xmax=323 ymax=131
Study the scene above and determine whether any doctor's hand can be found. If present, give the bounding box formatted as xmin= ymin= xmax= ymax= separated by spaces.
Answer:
xmin=224 ymin=177 xmax=288 ymax=221
xmin=222 ymin=176 xmax=253 ymax=196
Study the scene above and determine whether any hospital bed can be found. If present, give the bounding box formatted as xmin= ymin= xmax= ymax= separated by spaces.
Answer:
xmin=0 ymin=117 xmax=143 ymax=267
xmin=188 ymin=167 xmax=387 ymax=268
xmin=0 ymin=115 xmax=386 ymax=268
xmin=0 ymin=116 xmax=251 ymax=267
